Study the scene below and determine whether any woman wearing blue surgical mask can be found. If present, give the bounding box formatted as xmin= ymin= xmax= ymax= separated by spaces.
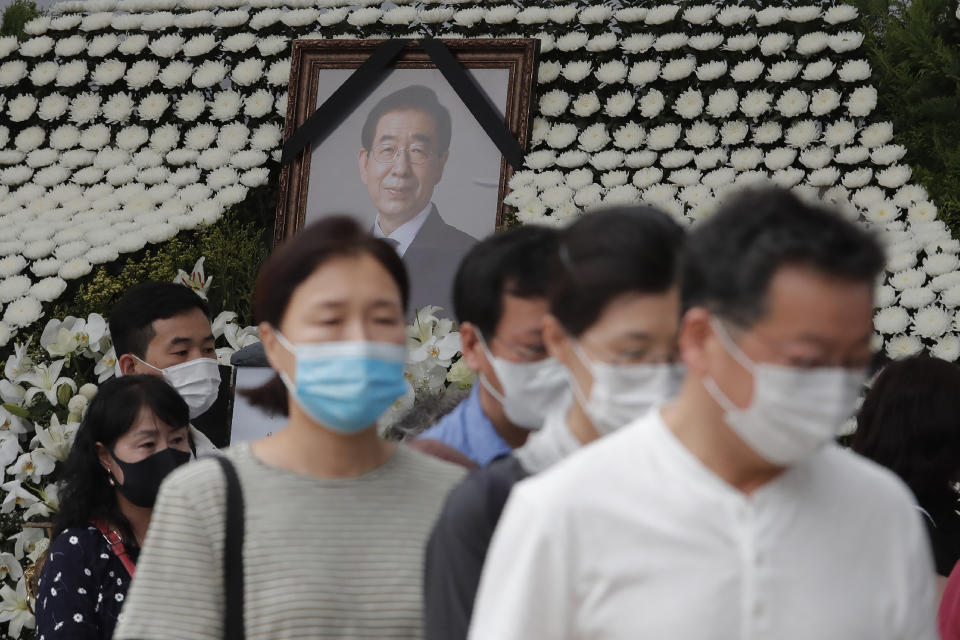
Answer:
xmin=114 ymin=217 xmax=465 ymax=640
xmin=424 ymin=206 xmax=685 ymax=640
xmin=35 ymin=375 xmax=191 ymax=640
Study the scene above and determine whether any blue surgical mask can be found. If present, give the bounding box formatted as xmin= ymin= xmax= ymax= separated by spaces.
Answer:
xmin=273 ymin=331 xmax=409 ymax=434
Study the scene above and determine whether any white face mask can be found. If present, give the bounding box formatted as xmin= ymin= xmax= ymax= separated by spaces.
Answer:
xmin=703 ymin=317 xmax=866 ymax=466
xmin=478 ymin=336 xmax=569 ymax=430
xmin=571 ymin=342 xmax=684 ymax=436
xmin=135 ymin=356 xmax=222 ymax=419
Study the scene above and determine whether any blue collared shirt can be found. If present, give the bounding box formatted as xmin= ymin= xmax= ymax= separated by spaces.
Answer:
xmin=417 ymin=385 xmax=512 ymax=467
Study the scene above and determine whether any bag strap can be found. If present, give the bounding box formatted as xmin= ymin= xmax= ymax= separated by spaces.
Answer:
xmin=214 ymin=456 xmax=246 ymax=640
xmin=91 ymin=520 xmax=136 ymax=579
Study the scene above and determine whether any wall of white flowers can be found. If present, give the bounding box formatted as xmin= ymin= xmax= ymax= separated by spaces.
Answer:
xmin=0 ymin=0 xmax=955 ymax=366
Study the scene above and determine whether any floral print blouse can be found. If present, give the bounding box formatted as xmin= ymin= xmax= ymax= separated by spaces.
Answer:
xmin=36 ymin=525 xmax=137 ymax=640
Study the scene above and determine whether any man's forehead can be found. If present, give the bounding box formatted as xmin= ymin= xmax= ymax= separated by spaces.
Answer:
xmin=373 ymin=108 xmax=439 ymax=139
xmin=149 ymin=311 xmax=213 ymax=342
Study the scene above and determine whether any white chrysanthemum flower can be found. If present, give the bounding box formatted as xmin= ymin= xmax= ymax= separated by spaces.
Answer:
xmin=885 ymin=334 xmax=923 ymax=359
xmin=0 ymin=254 xmax=26 ymax=278
xmin=197 ymin=147 xmax=231 ymax=171
xmin=621 ymin=34 xmax=655 ymax=54
xmin=29 ymin=276 xmax=66 ymax=303
xmin=730 ymin=59 xmax=764 ymax=83
xmin=809 ymin=89 xmax=841 ymax=116
xmin=556 ymin=33 xmax=589 ymax=52
xmin=654 ymin=33 xmax=689 ymax=52
xmin=646 ymin=124 xmax=682 ymax=151
xmin=8 ymin=94 xmax=37 ymax=122
xmin=660 ymin=150 xmax=694 ymax=168
xmin=725 ymin=34 xmax=758 ymax=53
xmin=237 ymin=167 xmax=269 ymax=189
xmin=114 ymin=127 xmax=149 ymax=152
xmin=158 ymin=61 xmax=193 ymax=89
xmin=0 ymin=60 xmax=27 ymax=87
xmin=930 ymin=334 xmax=960 ymax=360
xmin=234 ymin=90 xmax=271 ymax=120
xmin=232 ymin=58 xmax=264 ymax=87
xmin=29 ymin=256 xmax=60 ymax=277
xmin=729 ymin=147 xmax=763 ymax=171
xmin=787 ymin=6 xmax=821 ymax=22
xmin=784 ymin=120 xmax=821 ymax=149
xmin=192 ymin=61 xmax=228 ymax=89
xmin=599 ymin=91 xmax=633 ymax=119
xmin=830 ymin=31 xmax=864 ymax=53
xmin=604 ymin=184 xmax=641 ymax=205
xmin=668 ymin=88 xmax=701 ymax=119
xmin=280 ymin=8 xmax=320 ymax=27
xmin=645 ymin=4 xmax=680 ymax=24
xmin=594 ymin=60 xmax=628 ymax=85
xmin=0 ymin=35 xmax=16 ymax=57
xmin=149 ymin=34 xmax=184 ymax=59
xmin=751 ymin=123 xmax=781 ymax=145
xmin=57 ymin=257 xmax=92 ymax=280
xmin=799 ymin=146 xmax=834 ymax=169
xmin=796 ymin=32 xmax=829 ymax=56
xmin=544 ymin=124 xmax=575 ymax=150
xmin=847 ymin=86 xmax=878 ymax=117
xmin=125 ymin=60 xmax=159 ymax=90
xmin=3 ymin=295 xmax=42 ymax=328
xmin=38 ymin=94 xmax=69 ymax=121
xmin=61 ymin=149 xmax=94 ymax=167
xmin=719 ymin=121 xmax=749 ymax=146
xmin=629 ymin=61 xmax=660 ymax=86
xmin=92 ymin=59 xmax=127 ymax=87
xmin=538 ymin=90 xmax=569 ymax=117
xmin=770 ymin=168 xmax=805 ymax=188
xmin=701 ymin=167 xmax=736 ymax=188
xmin=932 ymin=272 xmax=960 ymax=295
xmin=135 ymin=93 xmax=167 ymax=122
xmin=213 ymin=8 xmax=249 ymax=28
xmin=589 ymin=150 xmax=624 ymax=171
xmin=572 ymin=184 xmax=602 ymax=207
xmin=767 ymin=60 xmax=802 ymax=83
xmin=541 ymin=184 xmax=575 ymax=209
xmin=740 ymin=90 xmax=772 ymax=118
xmin=141 ymin=11 xmax=175 ymax=31
xmin=567 ymin=93 xmax=599 ymax=118
xmin=907 ymin=202 xmax=937 ymax=225
xmin=945 ymin=286 xmax=960 ymax=310
xmin=824 ymin=5 xmax=859 ymax=24
xmin=695 ymin=60 xmax=727 ymax=81
xmin=210 ymin=91 xmax=242 ymax=121
xmin=589 ymin=34 xmax=621 ymax=54
xmin=688 ymin=32 xmax=724 ymax=51
xmin=537 ymin=62 xmax=561 ymax=85
xmin=807 ymin=167 xmax=841 ymax=187
xmin=561 ymin=61 xmax=592 ymax=83
xmin=244 ymin=124 xmax=280 ymax=153
xmin=266 ymin=59 xmax=291 ymax=87
xmin=29 ymin=61 xmax=58 ymax=88
xmin=614 ymin=7 xmax=647 ymax=23
xmin=184 ymin=124 xmax=218 ymax=151
xmin=257 ymin=35 xmax=289 ymax=57
xmin=86 ymin=33 xmax=119 ymax=57
xmin=838 ymin=60 xmax=871 ymax=82
xmin=173 ymin=91 xmax=205 ymax=122
xmin=19 ymin=35 xmax=54 ymax=57
xmin=863 ymin=198 xmax=899 ymax=225
xmin=14 ymin=126 xmax=44 ymax=152
xmin=874 ymin=284 xmax=897 ymax=308
xmin=889 ymin=268 xmax=927 ymax=291
xmin=514 ymin=6 xmax=548 ymax=24
xmin=858 ymin=122 xmax=894 ymax=149
xmin=763 ymin=147 xmax=797 ymax=171
xmin=660 ymin=57 xmax=696 ymax=81
xmin=0 ymin=274 xmax=30 ymax=302
xmin=706 ymin=89 xmax=738 ymax=118
xmin=623 ymin=150 xmax=656 ymax=169
xmin=716 ymin=5 xmax=753 ymax=25
xmin=682 ymin=5 xmax=717 ymax=24
xmin=182 ymin=34 xmax=218 ymax=58
xmin=759 ymin=33 xmax=792 ymax=56
xmin=679 ymin=121 xmax=714 ymax=149
xmin=876 ymin=165 xmax=911 ymax=189
xmin=117 ymin=34 xmax=149 ymax=56
xmin=912 ymin=305 xmax=951 ymax=338
xmin=103 ymin=93 xmax=134 ymax=124
xmin=776 ymin=88 xmax=809 ymax=117
xmin=923 ymin=253 xmax=960 ymax=277
xmin=600 ymin=171 xmax=628 ymax=188
xmin=871 ymin=145 xmax=907 ymax=166
xmin=820 ymin=120 xmax=856 ymax=148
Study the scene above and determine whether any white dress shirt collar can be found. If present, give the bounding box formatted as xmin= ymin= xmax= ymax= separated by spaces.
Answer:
xmin=373 ymin=203 xmax=433 ymax=257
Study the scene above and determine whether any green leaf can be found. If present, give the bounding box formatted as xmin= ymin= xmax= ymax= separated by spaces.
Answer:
xmin=57 ymin=384 xmax=72 ymax=408
xmin=2 ymin=403 xmax=29 ymax=419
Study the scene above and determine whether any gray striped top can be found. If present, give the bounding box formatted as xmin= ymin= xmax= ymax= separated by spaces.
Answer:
xmin=115 ymin=442 xmax=465 ymax=640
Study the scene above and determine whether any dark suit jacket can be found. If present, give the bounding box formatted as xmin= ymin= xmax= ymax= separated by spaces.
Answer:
xmin=401 ymin=206 xmax=477 ymax=320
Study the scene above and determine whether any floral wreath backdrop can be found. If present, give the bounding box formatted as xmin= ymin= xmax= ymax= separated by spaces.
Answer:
xmin=0 ymin=0 xmax=956 ymax=635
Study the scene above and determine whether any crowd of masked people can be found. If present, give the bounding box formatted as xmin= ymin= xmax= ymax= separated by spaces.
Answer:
xmin=32 ymin=185 xmax=960 ymax=639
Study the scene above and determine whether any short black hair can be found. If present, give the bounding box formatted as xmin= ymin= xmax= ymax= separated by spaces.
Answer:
xmin=361 ymin=85 xmax=452 ymax=153
xmin=683 ymin=186 xmax=884 ymax=327
xmin=550 ymin=206 xmax=685 ymax=336
xmin=109 ymin=282 xmax=211 ymax=359
xmin=453 ymin=226 xmax=559 ymax=338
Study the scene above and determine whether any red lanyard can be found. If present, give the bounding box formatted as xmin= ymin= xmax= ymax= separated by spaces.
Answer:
xmin=91 ymin=520 xmax=136 ymax=579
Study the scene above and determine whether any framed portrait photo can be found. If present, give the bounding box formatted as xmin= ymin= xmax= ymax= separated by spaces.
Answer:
xmin=275 ymin=38 xmax=539 ymax=318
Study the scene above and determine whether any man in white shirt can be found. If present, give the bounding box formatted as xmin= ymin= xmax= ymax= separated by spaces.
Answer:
xmin=470 ymin=186 xmax=938 ymax=640
xmin=358 ymin=85 xmax=477 ymax=318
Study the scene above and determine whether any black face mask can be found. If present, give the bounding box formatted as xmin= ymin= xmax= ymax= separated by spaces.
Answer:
xmin=111 ymin=448 xmax=191 ymax=508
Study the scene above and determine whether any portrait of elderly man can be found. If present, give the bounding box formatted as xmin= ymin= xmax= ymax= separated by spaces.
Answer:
xmin=358 ymin=84 xmax=478 ymax=318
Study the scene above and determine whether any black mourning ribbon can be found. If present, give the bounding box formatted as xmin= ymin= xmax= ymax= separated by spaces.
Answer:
xmin=280 ymin=38 xmax=526 ymax=170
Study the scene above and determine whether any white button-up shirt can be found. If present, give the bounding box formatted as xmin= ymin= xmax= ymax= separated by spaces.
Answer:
xmin=469 ymin=409 xmax=937 ymax=640
xmin=373 ymin=204 xmax=432 ymax=257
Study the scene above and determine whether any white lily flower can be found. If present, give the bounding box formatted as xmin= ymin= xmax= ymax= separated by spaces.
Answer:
xmin=30 ymin=414 xmax=79 ymax=462
xmin=40 ymin=313 xmax=107 ymax=357
xmin=0 ymin=553 xmax=22 ymax=583
xmin=0 ymin=381 xmax=24 ymax=405
xmin=212 ymin=311 xmax=238 ymax=339
xmin=20 ymin=359 xmax=77 ymax=406
xmin=409 ymin=332 xmax=462 ymax=369
xmin=9 ymin=526 xmax=47 ymax=560
xmin=174 ymin=256 xmax=212 ymax=300
xmin=4 ymin=338 xmax=32 ymax=382
xmin=94 ymin=346 xmax=117 ymax=383
xmin=0 ymin=578 xmax=34 ymax=638
xmin=224 ymin=324 xmax=260 ymax=352
xmin=7 ymin=449 xmax=56 ymax=484
xmin=0 ymin=480 xmax=39 ymax=515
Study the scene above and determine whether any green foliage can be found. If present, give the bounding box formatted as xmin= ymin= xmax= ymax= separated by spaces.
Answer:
xmin=854 ymin=0 xmax=960 ymax=231
xmin=0 ymin=0 xmax=40 ymax=39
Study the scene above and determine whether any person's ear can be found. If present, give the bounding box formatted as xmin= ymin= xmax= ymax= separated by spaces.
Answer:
xmin=259 ymin=323 xmax=289 ymax=374
xmin=358 ymin=149 xmax=370 ymax=185
xmin=435 ymin=150 xmax=449 ymax=181
xmin=95 ymin=442 xmax=117 ymax=484
xmin=458 ymin=322 xmax=485 ymax=372
xmin=117 ymin=353 xmax=138 ymax=376
xmin=542 ymin=314 xmax=574 ymax=369
xmin=678 ymin=307 xmax=713 ymax=375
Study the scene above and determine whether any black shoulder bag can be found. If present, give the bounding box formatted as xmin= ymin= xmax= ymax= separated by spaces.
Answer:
xmin=214 ymin=456 xmax=246 ymax=640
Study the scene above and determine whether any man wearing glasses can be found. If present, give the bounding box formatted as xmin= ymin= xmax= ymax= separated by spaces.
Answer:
xmin=359 ymin=84 xmax=477 ymax=318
